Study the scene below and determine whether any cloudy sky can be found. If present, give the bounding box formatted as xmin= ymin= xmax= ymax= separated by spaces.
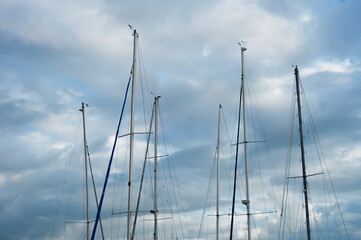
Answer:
xmin=0 ymin=0 xmax=360 ymax=239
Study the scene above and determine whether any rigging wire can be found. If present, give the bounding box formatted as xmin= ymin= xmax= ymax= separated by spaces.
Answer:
xmin=138 ymin=38 xmax=155 ymax=102
xmin=64 ymin=139 xmax=83 ymax=225
xmin=197 ymin=148 xmax=218 ymax=239
xmin=158 ymin=104 xmax=190 ymax=239
xmin=158 ymin=151 xmax=177 ymax=238
xmin=220 ymin=106 xmax=238 ymax=240
xmin=247 ymin=68 xmax=283 ymax=214
xmin=299 ymin=74 xmax=347 ymax=239
xmin=86 ymin=145 xmax=105 ymax=240
xmin=230 ymin=82 xmax=243 ymax=240
xmin=247 ymin=75 xmax=271 ymax=239
xmin=279 ymin=79 xmax=297 ymax=240
xmin=131 ymin=101 xmax=154 ymax=240
xmin=111 ymin=131 xmax=129 ymax=239
xmin=91 ymin=73 xmax=132 ymax=240
xmin=280 ymin=71 xmax=350 ymax=240
xmin=49 ymin=115 xmax=82 ymax=239
xmin=299 ymin=78 xmax=350 ymax=240
xmin=221 ymin=107 xmax=242 ymax=221
xmin=231 ymin=57 xmax=280 ymax=239
xmin=137 ymin=40 xmax=151 ymax=133
xmin=106 ymin=40 xmax=189 ymax=239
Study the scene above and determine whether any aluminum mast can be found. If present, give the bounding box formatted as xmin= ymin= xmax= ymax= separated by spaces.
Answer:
xmin=239 ymin=45 xmax=251 ymax=240
xmin=216 ymin=104 xmax=222 ymax=240
xmin=80 ymin=102 xmax=89 ymax=240
xmin=153 ymin=96 xmax=160 ymax=240
xmin=127 ymin=29 xmax=138 ymax=240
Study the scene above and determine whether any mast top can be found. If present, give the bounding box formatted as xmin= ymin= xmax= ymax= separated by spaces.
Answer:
xmin=133 ymin=29 xmax=138 ymax=37
xmin=294 ymin=65 xmax=299 ymax=76
xmin=128 ymin=24 xmax=138 ymax=37
xmin=238 ymin=41 xmax=247 ymax=52
xmin=79 ymin=102 xmax=88 ymax=112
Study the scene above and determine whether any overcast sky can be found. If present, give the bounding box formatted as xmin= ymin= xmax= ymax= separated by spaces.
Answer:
xmin=0 ymin=0 xmax=361 ymax=239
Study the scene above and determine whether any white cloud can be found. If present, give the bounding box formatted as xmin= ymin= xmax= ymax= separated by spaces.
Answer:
xmin=0 ymin=0 xmax=131 ymax=60
xmin=300 ymin=13 xmax=312 ymax=22
xmin=303 ymin=58 xmax=361 ymax=77
xmin=0 ymin=174 xmax=6 ymax=186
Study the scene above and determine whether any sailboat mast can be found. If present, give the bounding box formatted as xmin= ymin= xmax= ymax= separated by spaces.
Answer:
xmin=128 ymin=29 xmax=138 ymax=240
xmin=230 ymin=44 xmax=245 ymax=240
xmin=240 ymin=46 xmax=251 ymax=240
xmin=80 ymin=102 xmax=90 ymax=240
xmin=216 ymin=104 xmax=221 ymax=240
xmin=294 ymin=66 xmax=311 ymax=240
xmin=154 ymin=96 xmax=160 ymax=240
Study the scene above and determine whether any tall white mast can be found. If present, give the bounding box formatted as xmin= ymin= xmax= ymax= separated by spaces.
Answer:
xmin=127 ymin=29 xmax=138 ymax=240
xmin=154 ymin=96 xmax=160 ymax=240
xmin=240 ymin=45 xmax=251 ymax=240
xmin=80 ymin=102 xmax=89 ymax=240
xmin=216 ymin=104 xmax=222 ymax=240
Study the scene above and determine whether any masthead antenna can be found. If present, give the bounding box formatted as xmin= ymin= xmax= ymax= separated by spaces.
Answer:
xmin=238 ymin=41 xmax=247 ymax=51
xmin=238 ymin=41 xmax=247 ymax=46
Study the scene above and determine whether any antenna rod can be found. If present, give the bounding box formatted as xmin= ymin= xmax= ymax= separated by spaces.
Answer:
xmin=294 ymin=66 xmax=311 ymax=240
xmin=80 ymin=102 xmax=89 ymax=240
xmin=127 ymin=29 xmax=138 ymax=240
